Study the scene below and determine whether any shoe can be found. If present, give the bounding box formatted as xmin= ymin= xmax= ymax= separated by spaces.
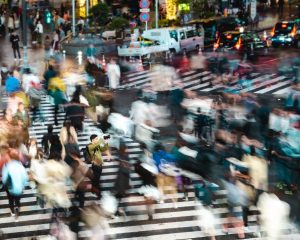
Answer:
xmin=10 ymin=212 xmax=15 ymax=217
xmin=14 ymin=207 xmax=19 ymax=220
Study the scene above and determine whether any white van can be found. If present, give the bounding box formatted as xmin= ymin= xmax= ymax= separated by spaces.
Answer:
xmin=142 ymin=26 xmax=204 ymax=53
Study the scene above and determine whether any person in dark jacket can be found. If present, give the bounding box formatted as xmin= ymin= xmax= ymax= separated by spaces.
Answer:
xmin=65 ymin=86 xmax=86 ymax=131
xmin=10 ymin=31 xmax=21 ymax=60
xmin=114 ymin=144 xmax=131 ymax=216
xmin=41 ymin=125 xmax=55 ymax=156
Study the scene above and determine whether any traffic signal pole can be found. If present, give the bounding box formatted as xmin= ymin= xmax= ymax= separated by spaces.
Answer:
xmin=72 ymin=0 xmax=76 ymax=36
xmin=22 ymin=0 xmax=28 ymax=68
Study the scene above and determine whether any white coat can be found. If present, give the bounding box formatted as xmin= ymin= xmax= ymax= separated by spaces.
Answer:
xmin=107 ymin=63 xmax=120 ymax=89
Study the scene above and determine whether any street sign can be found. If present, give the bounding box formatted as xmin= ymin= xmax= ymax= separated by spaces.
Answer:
xmin=140 ymin=12 xmax=150 ymax=22
xmin=140 ymin=8 xmax=150 ymax=13
xmin=139 ymin=0 xmax=150 ymax=9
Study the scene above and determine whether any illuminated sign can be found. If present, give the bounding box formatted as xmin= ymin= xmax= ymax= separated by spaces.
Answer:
xmin=166 ymin=0 xmax=177 ymax=20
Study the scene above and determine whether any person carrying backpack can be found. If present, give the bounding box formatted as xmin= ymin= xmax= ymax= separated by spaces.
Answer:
xmin=2 ymin=152 xmax=28 ymax=220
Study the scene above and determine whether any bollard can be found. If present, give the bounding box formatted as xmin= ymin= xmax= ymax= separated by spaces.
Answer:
xmin=77 ymin=51 xmax=83 ymax=65
xmin=102 ymin=55 xmax=106 ymax=71
xmin=138 ymin=56 xmax=144 ymax=72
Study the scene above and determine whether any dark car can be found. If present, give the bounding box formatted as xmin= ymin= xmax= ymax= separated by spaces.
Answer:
xmin=271 ymin=21 xmax=299 ymax=47
xmin=187 ymin=16 xmax=246 ymax=48
xmin=214 ymin=31 xmax=267 ymax=56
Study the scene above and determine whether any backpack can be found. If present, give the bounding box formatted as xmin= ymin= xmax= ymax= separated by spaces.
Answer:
xmin=82 ymin=144 xmax=96 ymax=164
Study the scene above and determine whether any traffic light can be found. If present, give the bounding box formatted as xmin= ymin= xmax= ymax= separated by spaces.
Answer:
xmin=45 ymin=11 xmax=52 ymax=24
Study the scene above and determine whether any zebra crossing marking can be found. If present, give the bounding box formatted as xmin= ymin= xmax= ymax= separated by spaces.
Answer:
xmin=121 ymin=70 xmax=293 ymax=95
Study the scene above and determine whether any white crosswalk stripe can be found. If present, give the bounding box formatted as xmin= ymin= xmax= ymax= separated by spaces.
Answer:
xmin=0 ymin=94 xmax=299 ymax=239
xmin=121 ymin=70 xmax=293 ymax=95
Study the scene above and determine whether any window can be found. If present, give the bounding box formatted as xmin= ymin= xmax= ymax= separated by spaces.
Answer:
xmin=169 ymin=30 xmax=178 ymax=42
xmin=186 ymin=30 xmax=195 ymax=38
xmin=180 ymin=31 xmax=186 ymax=40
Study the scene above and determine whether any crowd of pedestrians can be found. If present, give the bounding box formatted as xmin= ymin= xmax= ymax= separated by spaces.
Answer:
xmin=0 ymin=2 xmax=299 ymax=240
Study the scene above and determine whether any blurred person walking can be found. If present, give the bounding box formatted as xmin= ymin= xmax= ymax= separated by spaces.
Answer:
xmin=48 ymin=73 xmax=67 ymax=125
xmin=7 ymin=13 xmax=14 ymax=33
xmin=5 ymin=71 xmax=21 ymax=96
xmin=114 ymin=144 xmax=131 ymax=217
xmin=52 ymin=29 xmax=60 ymax=54
xmin=257 ymin=192 xmax=291 ymax=239
xmin=2 ymin=151 xmax=28 ymax=220
xmin=59 ymin=120 xmax=79 ymax=165
xmin=107 ymin=58 xmax=121 ymax=89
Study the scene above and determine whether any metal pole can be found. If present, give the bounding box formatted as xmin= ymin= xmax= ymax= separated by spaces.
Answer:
xmin=72 ymin=0 xmax=76 ymax=36
xmin=22 ymin=0 xmax=28 ymax=68
xmin=155 ymin=0 xmax=158 ymax=29
xmin=146 ymin=21 xmax=148 ymax=31
xmin=86 ymin=0 xmax=89 ymax=27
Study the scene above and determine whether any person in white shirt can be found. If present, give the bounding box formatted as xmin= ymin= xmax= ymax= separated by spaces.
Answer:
xmin=35 ymin=20 xmax=43 ymax=44
xmin=22 ymin=69 xmax=40 ymax=94
xmin=107 ymin=58 xmax=120 ymax=89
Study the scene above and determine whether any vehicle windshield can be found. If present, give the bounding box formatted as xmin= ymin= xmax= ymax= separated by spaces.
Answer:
xmin=220 ymin=33 xmax=240 ymax=46
xmin=274 ymin=23 xmax=294 ymax=34
xmin=169 ymin=30 xmax=178 ymax=42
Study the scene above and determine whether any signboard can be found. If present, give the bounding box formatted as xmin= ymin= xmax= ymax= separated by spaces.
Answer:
xmin=140 ymin=8 xmax=150 ymax=12
xmin=140 ymin=12 xmax=150 ymax=22
xmin=139 ymin=0 xmax=150 ymax=9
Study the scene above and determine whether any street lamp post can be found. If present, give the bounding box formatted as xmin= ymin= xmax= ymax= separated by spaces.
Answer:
xmin=22 ymin=0 xmax=28 ymax=68
xmin=86 ymin=0 xmax=89 ymax=27
xmin=155 ymin=0 xmax=158 ymax=29
xmin=72 ymin=0 xmax=76 ymax=36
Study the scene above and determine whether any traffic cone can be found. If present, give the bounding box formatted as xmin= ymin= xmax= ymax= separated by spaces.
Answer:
xmin=181 ymin=51 xmax=190 ymax=72
xmin=198 ymin=47 xmax=202 ymax=55
xmin=138 ymin=56 xmax=144 ymax=72
xmin=102 ymin=55 xmax=106 ymax=71
xmin=263 ymin=30 xmax=267 ymax=41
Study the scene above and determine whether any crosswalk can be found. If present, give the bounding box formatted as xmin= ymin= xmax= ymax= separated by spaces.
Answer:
xmin=121 ymin=69 xmax=293 ymax=95
xmin=0 ymin=95 xmax=299 ymax=239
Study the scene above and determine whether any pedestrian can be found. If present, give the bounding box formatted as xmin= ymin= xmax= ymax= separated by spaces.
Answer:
xmin=48 ymin=74 xmax=67 ymax=125
xmin=59 ymin=120 xmax=79 ymax=165
xmin=86 ymin=44 xmax=97 ymax=63
xmin=5 ymin=71 xmax=21 ymax=96
xmin=52 ymin=29 xmax=60 ymax=53
xmin=88 ymin=134 xmax=112 ymax=198
xmin=7 ymin=13 xmax=14 ymax=33
xmin=14 ymin=102 xmax=30 ymax=129
xmin=107 ymin=58 xmax=121 ymax=89
xmin=65 ymin=86 xmax=86 ymax=131
xmin=77 ymin=17 xmax=84 ymax=33
xmin=114 ymin=144 xmax=131 ymax=216
xmin=10 ymin=31 xmax=21 ymax=61
xmin=70 ymin=152 xmax=93 ymax=208
xmin=35 ymin=20 xmax=43 ymax=45
xmin=2 ymin=151 xmax=28 ymax=220
xmin=41 ymin=125 xmax=55 ymax=156
xmin=13 ymin=13 xmax=19 ymax=30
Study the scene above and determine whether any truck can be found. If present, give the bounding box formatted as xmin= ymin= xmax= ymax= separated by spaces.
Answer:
xmin=117 ymin=26 xmax=204 ymax=57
